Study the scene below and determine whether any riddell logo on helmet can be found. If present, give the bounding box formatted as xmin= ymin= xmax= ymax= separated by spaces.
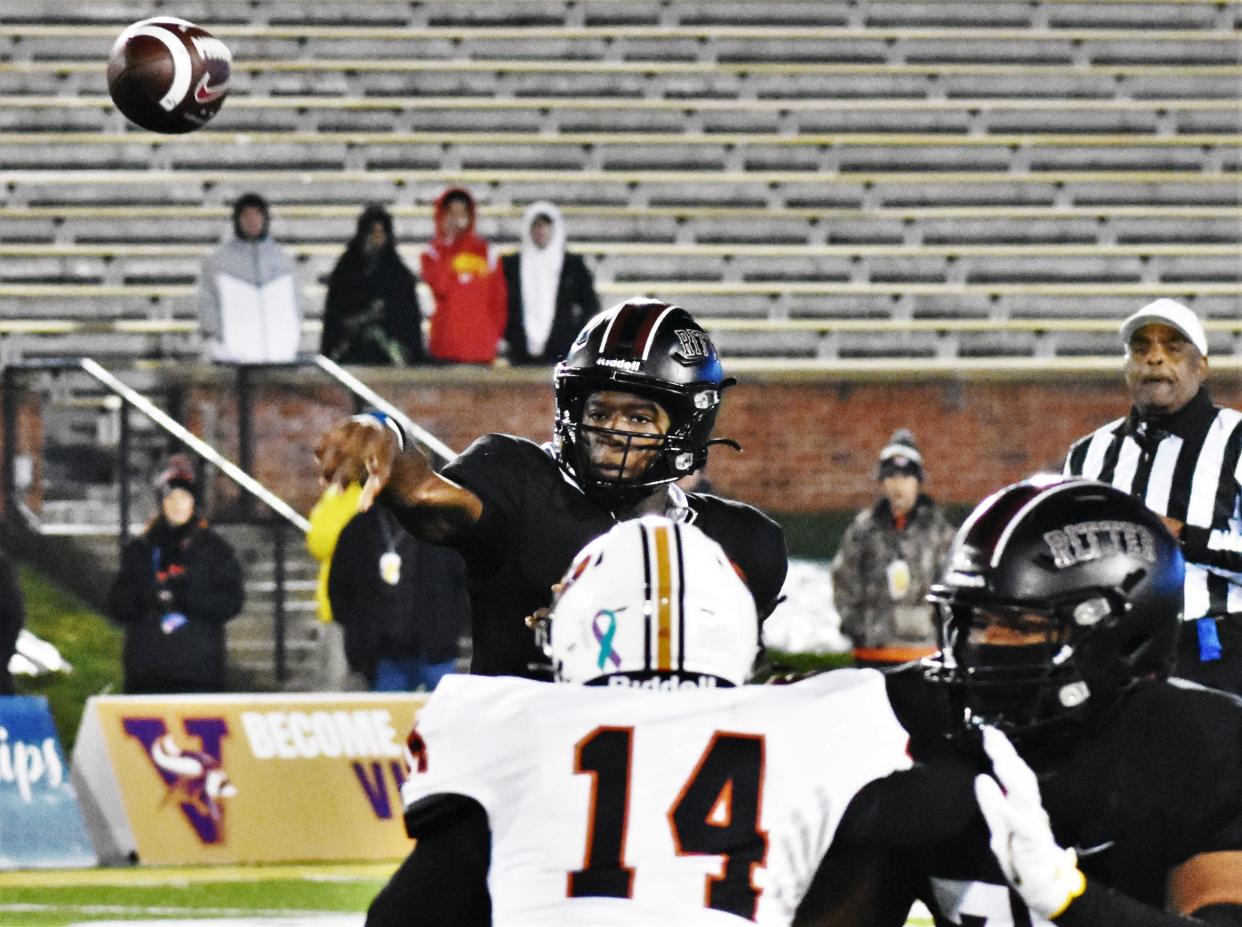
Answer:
xmin=606 ymin=674 xmax=720 ymax=690
xmin=598 ymin=357 xmax=641 ymax=372
xmin=1042 ymin=520 xmax=1157 ymax=570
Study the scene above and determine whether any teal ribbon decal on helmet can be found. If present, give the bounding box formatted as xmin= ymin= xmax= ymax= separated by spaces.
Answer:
xmin=592 ymin=608 xmax=623 ymax=670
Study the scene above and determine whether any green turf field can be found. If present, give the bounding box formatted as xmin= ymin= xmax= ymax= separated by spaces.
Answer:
xmin=0 ymin=863 xmax=935 ymax=925
xmin=0 ymin=863 xmax=389 ymax=926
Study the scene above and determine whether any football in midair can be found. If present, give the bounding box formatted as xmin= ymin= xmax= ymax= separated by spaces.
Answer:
xmin=106 ymin=17 xmax=231 ymax=134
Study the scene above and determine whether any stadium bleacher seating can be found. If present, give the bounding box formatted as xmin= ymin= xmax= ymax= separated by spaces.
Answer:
xmin=0 ymin=1 xmax=1236 ymax=363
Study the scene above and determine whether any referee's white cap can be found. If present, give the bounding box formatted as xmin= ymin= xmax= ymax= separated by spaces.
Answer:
xmin=1120 ymin=298 xmax=1208 ymax=358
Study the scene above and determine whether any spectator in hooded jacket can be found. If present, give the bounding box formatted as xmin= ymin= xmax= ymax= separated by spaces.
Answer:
xmin=830 ymin=429 xmax=956 ymax=669
xmin=108 ymin=458 xmax=245 ymax=694
xmin=420 ymin=187 xmax=508 ymax=364
xmin=320 ymin=203 xmax=424 ymax=365
xmin=199 ymin=192 xmax=303 ymax=364
xmin=501 ymin=201 xmax=600 ymax=366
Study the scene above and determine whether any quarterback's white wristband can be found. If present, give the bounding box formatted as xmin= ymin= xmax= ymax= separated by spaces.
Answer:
xmin=351 ymin=411 xmax=405 ymax=451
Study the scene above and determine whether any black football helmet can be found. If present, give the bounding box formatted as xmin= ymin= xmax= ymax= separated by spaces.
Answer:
xmin=924 ymin=475 xmax=1183 ymax=737
xmin=553 ymin=297 xmax=734 ymax=506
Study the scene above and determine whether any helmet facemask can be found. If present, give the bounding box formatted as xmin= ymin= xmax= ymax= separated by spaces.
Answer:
xmin=931 ymin=596 xmax=1090 ymax=735
xmin=929 ymin=581 xmax=1170 ymax=737
xmin=555 ymin=373 xmax=720 ymax=508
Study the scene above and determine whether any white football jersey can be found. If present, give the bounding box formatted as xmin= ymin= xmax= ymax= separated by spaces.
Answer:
xmin=402 ymin=669 xmax=911 ymax=926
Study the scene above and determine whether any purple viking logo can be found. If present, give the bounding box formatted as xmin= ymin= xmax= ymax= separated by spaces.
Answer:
xmin=122 ymin=717 xmax=235 ymax=844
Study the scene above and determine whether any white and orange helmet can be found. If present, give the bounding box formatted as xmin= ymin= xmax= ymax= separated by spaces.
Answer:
xmin=545 ymin=515 xmax=759 ymax=688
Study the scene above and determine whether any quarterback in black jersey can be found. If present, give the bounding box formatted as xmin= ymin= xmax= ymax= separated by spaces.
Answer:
xmin=314 ymin=297 xmax=787 ymax=679
xmin=838 ymin=476 xmax=1242 ymax=927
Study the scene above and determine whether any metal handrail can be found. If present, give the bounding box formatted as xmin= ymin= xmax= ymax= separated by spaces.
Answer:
xmin=78 ymin=358 xmax=310 ymax=533
xmin=2 ymin=357 xmax=315 ymax=687
xmin=311 ymin=354 xmax=457 ymax=465
xmin=5 ymin=355 xmax=456 ymax=531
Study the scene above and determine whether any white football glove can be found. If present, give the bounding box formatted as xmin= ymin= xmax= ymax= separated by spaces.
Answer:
xmin=974 ymin=726 xmax=1086 ymax=920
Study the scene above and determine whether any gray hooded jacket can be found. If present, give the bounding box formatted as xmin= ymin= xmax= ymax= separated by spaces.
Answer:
xmin=199 ymin=231 xmax=302 ymax=362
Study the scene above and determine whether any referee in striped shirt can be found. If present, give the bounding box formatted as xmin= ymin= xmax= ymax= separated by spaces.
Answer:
xmin=1064 ymin=299 xmax=1242 ymax=695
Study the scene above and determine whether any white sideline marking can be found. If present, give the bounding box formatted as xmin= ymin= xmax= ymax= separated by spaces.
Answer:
xmin=5 ymin=902 xmax=358 ymax=920
xmin=76 ymin=921 xmax=360 ymax=927
xmin=60 ymin=914 xmax=361 ymax=927
xmin=0 ymin=862 xmax=395 ymax=889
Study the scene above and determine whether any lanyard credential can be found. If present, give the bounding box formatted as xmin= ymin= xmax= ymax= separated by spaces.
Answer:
xmin=377 ymin=509 xmax=404 ymax=586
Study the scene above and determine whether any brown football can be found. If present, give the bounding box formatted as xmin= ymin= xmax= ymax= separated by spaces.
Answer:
xmin=106 ymin=17 xmax=231 ymax=134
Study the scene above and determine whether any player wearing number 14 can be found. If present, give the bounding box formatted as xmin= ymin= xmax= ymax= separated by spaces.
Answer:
xmin=367 ymin=516 xmax=915 ymax=926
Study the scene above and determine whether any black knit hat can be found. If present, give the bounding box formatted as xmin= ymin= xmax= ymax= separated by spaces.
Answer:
xmin=155 ymin=455 xmax=198 ymax=501
xmin=877 ymin=428 xmax=924 ymax=481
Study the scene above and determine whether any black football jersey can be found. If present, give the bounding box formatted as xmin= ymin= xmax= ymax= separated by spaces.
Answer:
xmin=877 ymin=668 xmax=1242 ymax=926
xmin=428 ymin=434 xmax=787 ymax=679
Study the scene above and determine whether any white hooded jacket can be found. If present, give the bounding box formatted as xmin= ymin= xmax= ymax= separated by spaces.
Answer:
xmin=517 ymin=200 xmax=565 ymax=358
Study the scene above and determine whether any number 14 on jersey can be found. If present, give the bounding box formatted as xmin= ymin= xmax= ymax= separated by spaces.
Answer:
xmin=569 ymin=725 xmax=769 ymax=921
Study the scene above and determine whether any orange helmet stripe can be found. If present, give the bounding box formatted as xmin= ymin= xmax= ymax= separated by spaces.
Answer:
xmin=653 ymin=522 xmax=675 ymax=671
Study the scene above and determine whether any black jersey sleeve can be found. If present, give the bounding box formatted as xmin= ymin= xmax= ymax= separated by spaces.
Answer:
xmin=1194 ymin=776 xmax=1242 ymax=861
xmin=367 ymin=794 xmax=491 ymax=927
xmin=689 ymin=494 xmax=788 ymax=621
xmin=403 ymin=792 xmax=484 ymax=839
xmin=744 ymin=509 xmax=788 ymax=621
xmin=1147 ymin=685 xmax=1242 ymax=861
xmin=439 ymin=433 xmax=536 ymax=555
xmin=794 ymin=843 xmax=918 ymax=927
xmin=836 ymin=759 xmax=980 ymax=849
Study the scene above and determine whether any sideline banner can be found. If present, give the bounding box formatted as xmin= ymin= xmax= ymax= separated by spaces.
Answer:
xmin=71 ymin=692 xmax=426 ymax=865
xmin=0 ymin=695 xmax=96 ymax=869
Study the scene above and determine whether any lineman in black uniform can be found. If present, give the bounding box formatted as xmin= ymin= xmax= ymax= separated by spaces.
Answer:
xmin=314 ymin=296 xmax=787 ymax=680
xmin=834 ymin=477 xmax=1242 ymax=927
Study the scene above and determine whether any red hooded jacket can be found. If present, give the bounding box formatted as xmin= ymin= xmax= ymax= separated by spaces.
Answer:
xmin=420 ymin=188 xmax=508 ymax=363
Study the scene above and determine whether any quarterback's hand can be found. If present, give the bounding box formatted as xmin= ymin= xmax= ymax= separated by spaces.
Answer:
xmin=315 ymin=415 xmax=427 ymax=512
xmin=974 ymin=726 xmax=1086 ymax=921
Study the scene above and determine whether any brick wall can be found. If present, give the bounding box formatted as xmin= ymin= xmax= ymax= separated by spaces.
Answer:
xmin=0 ymin=392 xmax=44 ymax=517
xmin=175 ymin=366 xmax=1242 ymax=516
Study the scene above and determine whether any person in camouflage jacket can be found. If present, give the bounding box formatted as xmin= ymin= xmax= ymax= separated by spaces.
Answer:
xmin=830 ymin=430 xmax=957 ymax=668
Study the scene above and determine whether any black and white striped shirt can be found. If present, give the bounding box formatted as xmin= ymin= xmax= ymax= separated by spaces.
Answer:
xmin=1064 ymin=388 xmax=1242 ymax=622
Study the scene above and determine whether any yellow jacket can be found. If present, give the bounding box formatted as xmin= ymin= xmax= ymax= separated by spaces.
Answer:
xmin=305 ymin=482 xmax=363 ymax=623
